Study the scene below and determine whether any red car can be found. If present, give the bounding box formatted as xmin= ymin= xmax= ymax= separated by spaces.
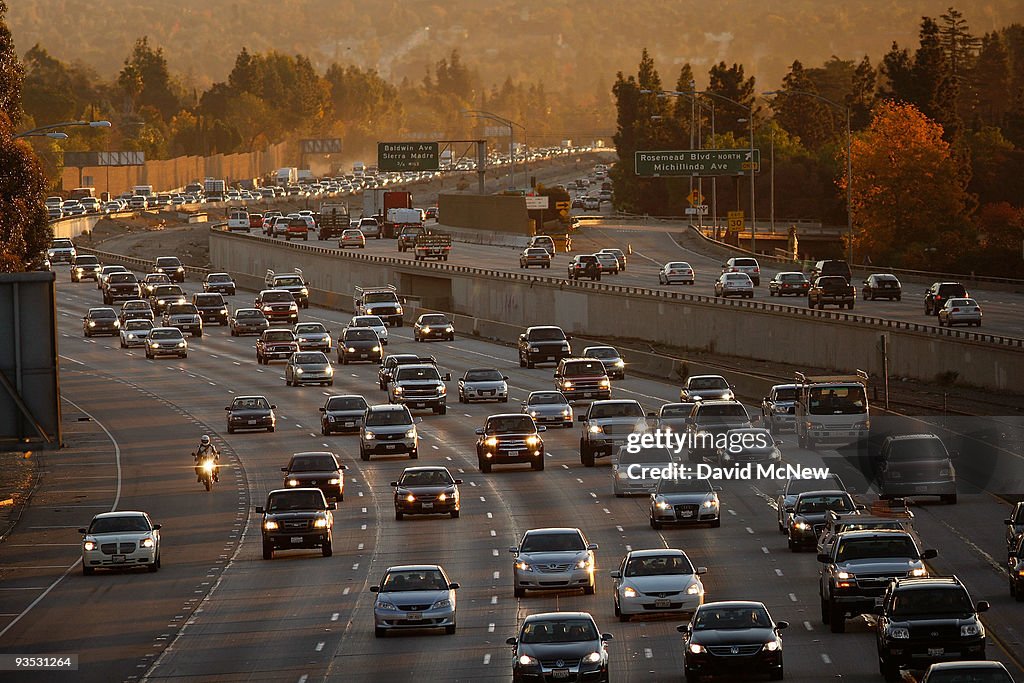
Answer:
xmin=249 ymin=213 xmax=264 ymax=231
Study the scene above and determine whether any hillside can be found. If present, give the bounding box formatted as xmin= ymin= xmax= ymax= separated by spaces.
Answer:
xmin=9 ymin=1 xmax=1024 ymax=93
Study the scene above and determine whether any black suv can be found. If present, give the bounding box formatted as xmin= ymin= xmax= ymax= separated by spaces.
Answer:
xmin=192 ymin=292 xmax=229 ymax=325
xmin=924 ymin=282 xmax=968 ymax=316
xmin=875 ymin=576 xmax=988 ymax=682
xmin=810 ymin=259 xmax=852 ymax=282
xmin=568 ymin=254 xmax=601 ymax=281
xmin=256 ymin=488 xmax=336 ymax=560
xmin=518 ymin=326 xmax=572 ymax=368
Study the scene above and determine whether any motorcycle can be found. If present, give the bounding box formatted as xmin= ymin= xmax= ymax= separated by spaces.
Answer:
xmin=193 ymin=452 xmax=219 ymax=491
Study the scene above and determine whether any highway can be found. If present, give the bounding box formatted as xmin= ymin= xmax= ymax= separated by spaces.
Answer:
xmin=236 ymin=218 xmax=1024 ymax=339
xmin=0 ymin=271 xmax=1021 ymax=683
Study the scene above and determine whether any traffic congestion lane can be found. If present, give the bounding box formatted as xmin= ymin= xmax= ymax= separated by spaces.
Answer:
xmin=0 ymin=371 xmax=246 ymax=683
xmin=42 ymin=279 xmax=1023 ymax=681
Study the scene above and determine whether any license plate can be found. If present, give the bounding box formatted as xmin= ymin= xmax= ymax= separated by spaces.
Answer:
xmin=290 ymin=536 xmax=304 ymax=544
xmin=406 ymin=612 xmax=422 ymax=621
xmin=508 ymin=450 xmax=520 ymax=457
xmin=421 ymin=503 xmax=433 ymax=509
xmin=915 ymin=485 xmax=929 ymax=492
xmin=928 ymin=648 xmax=944 ymax=657
xmin=344 ymin=422 xmax=355 ymax=427
xmin=386 ymin=444 xmax=397 ymax=449
xmin=552 ymin=669 xmax=570 ymax=680
xmin=247 ymin=420 xmax=257 ymax=425
xmin=112 ymin=555 xmax=126 ymax=564
xmin=654 ymin=599 xmax=671 ymax=608
xmin=680 ymin=510 xmax=694 ymax=518
xmin=874 ymin=597 xmax=884 ymax=606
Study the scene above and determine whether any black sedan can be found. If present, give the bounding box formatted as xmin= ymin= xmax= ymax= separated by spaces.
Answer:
xmin=319 ymin=394 xmax=368 ymax=435
xmin=680 ymin=601 xmax=787 ymax=682
xmin=203 ymin=272 xmax=237 ymax=296
xmin=508 ymin=611 xmax=612 ymax=683
xmin=862 ymin=273 xmax=902 ymax=301
xmin=391 ymin=466 xmax=461 ymax=520
xmin=281 ymin=451 xmax=346 ymax=501
xmin=768 ymin=271 xmax=811 ymax=297
xmin=786 ymin=490 xmax=860 ymax=551
xmin=83 ymin=307 xmax=120 ymax=337
xmin=413 ymin=313 xmax=455 ymax=342
xmin=226 ymin=395 xmax=276 ymax=434
xmin=337 ymin=327 xmax=382 ymax=364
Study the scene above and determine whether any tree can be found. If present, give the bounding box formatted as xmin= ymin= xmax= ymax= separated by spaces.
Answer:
xmin=0 ymin=112 xmax=50 ymax=272
xmin=772 ymin=60 xmax=834 ymax=150
xmin=972 ymin=32 xmax=1011 ymax=127
xmin=118 ymin=38 xmax=182 ymax=121
xmin=912 ymin=18 xmax=948 ymax=119
xmin=844 ymin=101 xmax=973 ymax=269
xmin=878 ymin=42 xmax=914 ymax=103
xmin=0 ymin=0 xmax=21 ymax=124
xmin=971 ymin=202 xmax=1024 ymax=275
xmin=849 ymin=56 xmax=877 ymax=130
xmin=707 ymin=62 xmax=756 ymax=137
xmin=938 ymin=7 xmax=981 ymax=84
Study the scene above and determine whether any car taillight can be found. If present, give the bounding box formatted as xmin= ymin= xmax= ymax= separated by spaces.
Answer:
xmin=935 ymin=295 xmax=942 ymax=300
xmin=951 ymin=308 xmax=960 ymax=312
xmin=753 ymin=267 xmax=759 ymax=273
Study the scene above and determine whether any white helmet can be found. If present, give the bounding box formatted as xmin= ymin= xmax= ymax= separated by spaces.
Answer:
xmin=200 ymin=435 xmax=211 ymax=445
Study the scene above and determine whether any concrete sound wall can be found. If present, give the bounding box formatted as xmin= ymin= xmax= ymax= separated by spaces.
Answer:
xmin=437 ymin=193 xmax=531 ymax=234
xmin=208 ymin=230 xmax=1023 ymax=392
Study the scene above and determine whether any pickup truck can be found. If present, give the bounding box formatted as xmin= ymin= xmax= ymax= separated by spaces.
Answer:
xmin=318 ymin=203 xmax=350 ymax=240
xmin=397 ymin=226 xmax=425 ymax=252
xmin=414 ymin=232 xmax=451 ymax=261
xmin=808 ymin=276 xmax=856 ymax=310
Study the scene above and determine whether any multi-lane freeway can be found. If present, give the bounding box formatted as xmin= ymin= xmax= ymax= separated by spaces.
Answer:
xmin=0 ymin=266 xmax=1021 ymax=683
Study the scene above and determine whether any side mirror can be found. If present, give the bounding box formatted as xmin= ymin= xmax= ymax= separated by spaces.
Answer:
xmin=577 ymin=415 xmax=586 ymax=422
xmin=280 ymin=467 xmax=288 ymax=472
xmin=370 ymin=585 xmax=379 ymax=593
xmin=1004 ymin=518 xmax=1012 ymax=525
xmin=443 ymin=373 xmax=451 ymax=381
xmin=976 ymin=601 xmax=990 ymax=612
xmin=921 ymin=549 xmax=938 ymax=560
xmin=340 ymin=465 xmax=348 ymax=470
xmin=537 ymin=426 xmax=547 ymax=432
xmin=319 ymin=407 xmax=326 ymax=413
xmin=855 ymin=504 xmax=866 ymax=510
xmin=609 ymin=570 xmax=621 ymax=579
xmin=454 ymin=479 xmax=463 ymax=485
xmin=870 ymin=604 xmax=884 ymax=615
xmin=521 ymin=401 xmax=528 ymax=407
xmin=816 ymin=553 xmax=830 ymax=563
xmin=475 ymin=428 xmax=485 ymax=435
xmin=784 ymin=505 xmax=794 ymax=513
xmin=696 ymin=566 xmax=708 ymax=575
xmin=713 ymin=486 xmax=723 ymax=492
xmin=78 ymin=527 xmax=87 ymax=534
xmin=328 ymin=502 xmax=337 ymax=510
xmin=508 ymin=546 xmax=519 ymax=554
xmin=587 ymin=543 xmax=599 ymax=550
xmin=676 ymin=625 xmax=689 ymax=633
xmin=506 ymin=637 xmax=518 ymax=646
xmin=355 ymin=299 xmax=362 ymax=306
xmin=775 ymin=621 xmax=789 ymax=631
xmin=1008 ymin=553 xmax=1017 ymax=561
xmin=389 ymin=481 xmax=399 ymax=487
xmin=448 ymin=582 xmax=460 ymax=590
xmin=502 ymin=376 xmax=509 ymax=381
xmin=151 ymin=523 xmax=162 ymax=530
xmin=270 ymin=404 xmax=277 ymax=409
xmin=601 ymin=633 xmax=614 ymax=641
xmin=255 ymin=506 xmax=265 ymax=514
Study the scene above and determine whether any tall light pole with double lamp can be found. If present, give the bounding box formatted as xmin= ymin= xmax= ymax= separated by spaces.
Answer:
xmin=764 ymin=89 xmax=854 ymax=263
xmin=15 ymin=119 xmax=110 ymax=139
xmin=462 ymin=110 xmax=526 ymax=190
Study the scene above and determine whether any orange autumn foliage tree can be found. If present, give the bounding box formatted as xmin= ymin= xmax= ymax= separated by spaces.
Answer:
xmin=843 ymin=101 xmax=974 ymax=270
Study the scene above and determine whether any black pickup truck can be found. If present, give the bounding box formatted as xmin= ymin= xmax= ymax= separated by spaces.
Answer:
xmin=808 ymin=276 xmax=856 ymax=310
xmin=397 ymin=226 xmax=425 ymax=252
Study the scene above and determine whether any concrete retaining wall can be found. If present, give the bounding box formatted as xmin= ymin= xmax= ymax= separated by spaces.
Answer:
xmin=437 ymin=193 xmax=531 ymax=234
xmin=208 ymin=229 xmax=1023 ymax=392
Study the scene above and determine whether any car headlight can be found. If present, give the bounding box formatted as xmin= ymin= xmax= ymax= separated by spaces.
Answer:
xmin=393 ymin=387 xmax=403 ymax=394
xmin=438 ymin=385 xmax=446 ymax=395
xmin=376 ymin=601 xmax=398 ymax=611
xmin=721 ymin=392 xmax=732 ymax=400
xmin=294 ymin=368 xmax=304 ymax=375
xmin=793 ymin=521 xmax=811 ymax=531
xmin=445 ymin=326 xmax=453 ymax=331
xmin=577 ymin=558 xmax=592 ymax=569
xmin=514 ymin=560 xmax=532 ymax=572
xmin=148 ymin=341 xmax=158 ymax=348
xmin=299 ymin=288 xmax=308 ymax=296
xmin=614 ymin=360 xmax=624 ymax=367
xmin=656 ymin=499 xmax=672 ymax=510
xmin=703 ymin=498 xmax=718 ymax=508
xmin=176 ymin=266 xmax=184 ymax=272
xmin=395 ymin=306 xmax=403 ymax=314
xmin=583 ymin=652 xmax=602 ymax=664
xmin=836 ymin=571 xmax=854 ymax=580
xmin=622 ymin=586 xmax=638 ymax=598
xmin=220 ymin=308 xmax=227 ymax=314
xmin=518 ymin=654 xmax=539 ymax=667
xmin=529 ymin=410 xmax=538 ymax=417
xmin=404 ymin=428 xmax=417 ymax=439
xmin=313 ymin=518 xmax=329 ymax=528
xmin=764 ymin=640 xmax=781 ymax=652
xmin=430 ymin=598 xmax=451 ymax=610
xmin=327 ymin=478 xmax=340 ymax=485
xmin=347 ymin=347 xmax=356 ymax=353
xmin=141 ymin=537 xmax=156 ymax=548
xmin=910 ymin=567 xmax=927 ymax=577
xmin=371 ymin=345 xmax=380 ymax=352
xmin=688 ymin=643 xmax=706 ymax=654
xmin=177 ymin=341 xmax=186 ymax=348
xmin=83 ymin=540 xmax=96 ymax=551
xmin=888 ymin=627 xmax=910 ymax=639
xmin=126 ymin=333 xmax=136 ymax=340
xmin=528 ymin=346 xmax=539 ymax=352
xmin=405 ymin=493 xmax=416 ymax=502
xmin=562 ymin=409 xmax=571 ymax=416
xmin=687 ymin=583 xmax=701 ymax=595
xmin=961 ymin=624 xmax=983 ymax=637
xmin=88 ymin=321 xmax=96 ymax=327
xmin=364 ymin=431 xmax=376 ymax=440
xmin=485 ymin=437 xmax=498 ymax=447
xmin=264 ymin=520 xmax=279 ymax=530
xmin=325 ymin=367 xmax=334 ymax=375
xmin=525 ymin=435 xmax=541 ymax=447
xmin=589 ymin=425 xmax=603 ymax=433
xmin=287 ymin=478 xmax=300 ymax=486
xmin=437 ymin=492 xmax=448 ymax=502
xmin=599 ymin=379 xmax=610 ymax=387
xmin=422 ymin=326 xmax=431 ymax=333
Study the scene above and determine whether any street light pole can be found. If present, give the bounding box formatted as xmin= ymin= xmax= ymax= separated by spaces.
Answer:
xmin=461 ymin=110 xmax=525 ymax=191
xmin=14 ymin=120 xmax=110 ymax=139
xmin=749 ymin=114 xmax=756 ymax=253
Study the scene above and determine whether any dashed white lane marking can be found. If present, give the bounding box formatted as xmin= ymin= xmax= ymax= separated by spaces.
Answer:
xmin=486 ymin=512 xmax=493 ymax=519
xmin=762 ymin=546 xmax=770 ymax=554
xmin=616 ymin=526 xmax=624 ymax=532
xmin=357 ymin=543 xmax=364 ymax=550
xmin=490 ymin=596 xmax=498 ymax=605
xmin=331 ymin=613 xmax=340 ymax=621
xmin=644 ymin=648 xmax=653 ymax=659
xmin=821 ymin=654 xmax=832 ymax=664
xmin=788 ymin=593 xmax=798 ymax=602
xmin=745 ymin=527 xmax=754 ymax=534
xmin=298 ymin=676 xmax=308 ymax=683
xmin=492 ymin=549 xmax=499 ymax=557
xmin=483 ymin=654 xmax=491 ymax=665
xmin=352 ymin=563 xmax=359 ymax=570
xmin=493 ymin=571 xmax=500 ymax=580
xmin=361 ymin=524 xmax=367 ymax=530
xmin=775 ymin=569 xmax=784 ymax=576
xmin=625 ymin=545 xmax=632 ymax=552
xmin=315 ymin=642 xmax=324 ymax=652
xmin=490 ymin=530 xmax=497 ymax=537
xmin=342 ymin=588 xmax=350 ymax=596
xmin=803 ymin=621 xmax=813 ymax=631
xmin=480 ymin=496 xmax=486 ymax=502
xmin=589 ymin=492 xmax=597 ymax=499
xmin=602 ymin=508 xmax=610 ymax=514
xmin=488 ymin=623 xmax=495 ymax=633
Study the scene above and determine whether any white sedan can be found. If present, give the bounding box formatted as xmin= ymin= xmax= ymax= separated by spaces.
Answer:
xmin=339 ymin=228 xmax=366 ymax=249
xmin=80 ymin=511 xmax=161 ymax=575
xmin=611 ymin=548 xmax=705 ymax=621
xmin=659 ymin=261 xmax=695 ymax=285
xmin=119 ymin=318 xmax=154 ymax=348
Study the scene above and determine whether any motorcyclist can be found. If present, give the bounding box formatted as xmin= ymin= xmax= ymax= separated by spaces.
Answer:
xmin=194 ymin=435 xmax=220 ymax=483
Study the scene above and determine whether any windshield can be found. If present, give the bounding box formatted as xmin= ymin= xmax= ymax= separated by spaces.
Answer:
xmin=208 ymin=274 xmax=231 ymax=283
xmin=521 ymin=531 xmax=585 ymax=553
xmin=698 ymin=404 xmax=749 ymax=419
xmin=352 ymin=316 xmax=383 ymax=327
xmin=420 ymin=315 xmax=449 ymax=325
xmin=618 ymin=448 xmax=674 ymax=464
xmin=733 ymin=259 xmax=758 ymax=267
xmin=400 ymin=470 xmax=454 ymax=487
xmin=658 ymin=478 xmax=713 ymax=494
xmin=194 ymin=295 xmax=222 ymax=305
xmin=486 ymin=416 xmax=535 ymax=434
xmin=888 ymin=438 xmax=950 ymax=462
xmin=288 ymin=455 xmax=337 ymax=472
xmin=585 ymin=348 xmax=617 ymax=359
xmin=124 ymin=320 xmax=152 ymax=331
xmin=890 ymin=588 xmax=974 ymax=617
xmin=660 ymin=403 xmax=694 ymax=418
xmin=156 ymin=258 xmax=181 ymax=268
xmin=923 ymin=671 xmax=1012 ymax=683
xmin=947 ymin=298 xmax=977 ymax=307
xmin=76 ymin=256 xmax=99 ymax=265
xmin=365 ymin=409 xmax=412 ymax=427
xmin=149 ymin=329 xmax=182 ymax=340
xmin=835 ymin=536 xmax=919 ymax=562
xmin=521 ymin=619 xmax=597 ymax=644
xmin=345 ymin=329 xmax=378 ymax=341
xmin=262 ymin=292 xmax=293 ymax=303
xmin=90 ymin=310 xmax=116 ymax=319
xmin=694 ymin=606 xmax=772 ymax=630
xmin=381 ymin=569 xmax=448 ymax=592
xmin=528 ymin=392 xmax=567 ymax=405
xmin=89 ymin=515 xmax=151 ymax=534
xmin=529 ymin=328 xmax=566 ymax=341
xmin=235 ymin=310 xmax=264 ymax=319
xmin=465 ymin=369 xmax=503 ymax=382
xmin=689 ymin=377 xmax=729 ymax=390
xmin=326 ymin=397 xmax=366 ymax=411
xmin=787 ymin=476 xmax=843 ymax=495
xmin=779 ymin=273 xmax=806 ymax=282
xmin=364 ymin=292 xmax=397 ymax=303
xmin=154 ymin=286 xmax=183 ymax=297
xmin=666 ymin=262 xmax=689 ymax=269
xmin=264 ymin=331 xmax=295 ymax=342
xmin=53 ymin=240 xmax=73 ymax=248
xmin=166 ymin=304 xmax=197 ymax=315
xmin=795 ymin=494 xmax=852 ymax=514
xmin=123 ymin=302 xmax=149 ymax=310
xmin=774 ymin=388 xmax=798 ymax=401
xmin=808 ymin=386 xmax=867 ymax=415
xmin=108 ymin=273 xmax=136 ymax=283
xmin=590 ymin=402 xmax=643 ymax=419
xmin=146 ymin=274 xmax=169 ymax=283
xmin=564 ymin=361 xmax=606 ymax=376
xmin=266 ymin=490 xmax=325 ymax=511
xmin=397 ymin=367 xmax=441 ymax=381
xmin=232 ymin=397 xmax=269 ymax=410
xmin=295 ymin=324 xmax=326 ymax=334
xmin=625 ymin=554 xmax=694 ymax=576
xmin=276 ymin=276 xmax=303 ymax=287
xmin=293 ymin=353 xmax=327 ymax=364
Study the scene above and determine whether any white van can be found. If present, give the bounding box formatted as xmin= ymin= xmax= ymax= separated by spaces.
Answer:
xmin=227 ymin=210 xmax=251 ymax=232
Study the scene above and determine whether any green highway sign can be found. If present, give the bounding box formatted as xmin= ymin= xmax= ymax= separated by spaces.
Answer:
xmin=635 ymin=149 xmax=760 ymax=177
xmin=377 ymin=142 xmax=439 ymax=172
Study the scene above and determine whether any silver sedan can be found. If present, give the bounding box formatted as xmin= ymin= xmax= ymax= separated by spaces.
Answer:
xmin=937 ymin=297 xmax=982 ymax=327
xmin=521 ymin=391 xmax=573 ymax=428
xmin=659 ymin=261 xmax=695 ymax=285
xmin=372 ymin=565 xmax=458 ymax=636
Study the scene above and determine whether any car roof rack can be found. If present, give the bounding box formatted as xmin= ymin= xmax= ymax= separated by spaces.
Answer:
xmin=794 ymin=370 xmax=869 ymax=385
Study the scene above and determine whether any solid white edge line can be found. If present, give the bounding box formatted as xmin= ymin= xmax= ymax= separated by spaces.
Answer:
xmin=0 ymin=396 xmax=122 ymax=642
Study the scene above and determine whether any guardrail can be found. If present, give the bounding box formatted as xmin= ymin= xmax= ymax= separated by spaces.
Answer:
xmin=208 ymin=226 xmax=1024 ymax=350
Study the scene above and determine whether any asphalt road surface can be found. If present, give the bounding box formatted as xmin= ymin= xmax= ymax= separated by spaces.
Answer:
xmin=0 ymin=274 xmax=1020 ymax=683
